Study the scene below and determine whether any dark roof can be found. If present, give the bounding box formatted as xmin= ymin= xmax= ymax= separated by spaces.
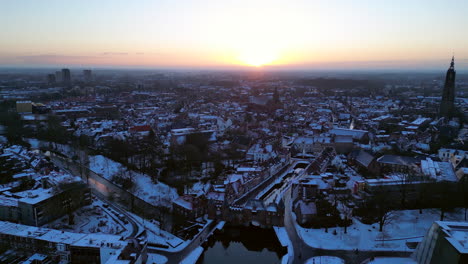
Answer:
xmin=329 ymin=128 xmax=368 ymax=140
xmin=129 ymin=125 xmax=152 ymax=132
xmin=233 ymin=135 xmax=252 ymax=147
xmin=355 ymin=150 xmax=375 ymax=168
xmin=335 ymin=135 xmax=354 ymax=143
xmin=377 ymin=155 xmax=420 ymax=166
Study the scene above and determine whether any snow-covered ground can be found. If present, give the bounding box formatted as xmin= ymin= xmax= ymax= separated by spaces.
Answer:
xmin=88 ymin=155 xmax=179 ymax=208
xmin=181 ymin=246 xmax=204 ymax=264
xmin=127 ymin=211 xmax=187 ymax=251
xmin=147 ymin=253 xmax=168 ymax=264
xmin=274 ymin=226 xmax=294 ymax=264
xmin=256 ymin=165 xmax=292 ymax=200
xmin=46 ymin=197 xmax=133 ymax=237
xmin=368 ymin=257 xmax=416 ymax=264
xmin=296 ymin=208 xmax=467 ymax=251
xmin=188 ymin=181 xmax=211 ymax=196
xmin=305 ymin=256 xmax=345 ymax=264
xmin=274 ymin=226 xmax=291 ymax=248
xmin=25 ymin=139 xmax=179 ymax=208
xmin=26 ymin=138 xmax=76 ymax=157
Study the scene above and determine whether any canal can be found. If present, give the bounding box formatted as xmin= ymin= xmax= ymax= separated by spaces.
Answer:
xmin=198 ymin=225 xmax=286 ymax=264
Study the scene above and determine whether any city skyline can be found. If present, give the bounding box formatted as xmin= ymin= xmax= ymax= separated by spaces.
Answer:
xmin=1 ymin=0 xmax=468 ymax=70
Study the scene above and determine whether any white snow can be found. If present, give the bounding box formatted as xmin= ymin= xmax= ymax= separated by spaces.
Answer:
xmin=305 ymin=256 xmax=345 ymax=264
xmin=215 ymin=221 xmax=225 ymax=230
xmin=127 ymin=212 xmax=186 ymax=251
xmin=274 ymin=226 xmax=294 ymax=264
xmin=274 ymin=226 xmax=290 ymax=247
xmin=181 ymin=246 xmax=204 ymax=264
xmin=296 ymin=208 xmax=467 ymax=251
xmin=24 ymin=139 xmax=179 ymax=208
xmin=368 ymin=257 xmax=416 ymax=264
xmin=88 ymin=155 xmax=179 ymax=208
xmin=46 ymin=197 xmax=133 ymax=238
xmin=89 ymin=155 xmax=122 ymax=179
xmin=146 ymin=253 xmax=168 ymax=264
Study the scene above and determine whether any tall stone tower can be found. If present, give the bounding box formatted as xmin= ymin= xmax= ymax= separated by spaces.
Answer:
xmin=439 ymin=57 xmax=456 ymax=118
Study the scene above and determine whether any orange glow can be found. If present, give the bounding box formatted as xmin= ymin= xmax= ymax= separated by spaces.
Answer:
xmin=237 ymin=50 xmax=278 ymax=67
xmin=229 ymin=43 xmax=282 ymax=67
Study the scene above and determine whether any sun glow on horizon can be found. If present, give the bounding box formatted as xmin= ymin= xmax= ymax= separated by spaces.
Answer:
xmin=235 ymin=45 xmax=280 ymax=67
xmin=238 ymin=51 xmax=277 ymax=67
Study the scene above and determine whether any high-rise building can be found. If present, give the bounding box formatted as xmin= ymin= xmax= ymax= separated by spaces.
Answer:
xmin=61 ymin=68 xmax=71 ymax=84
xmin=55 ymin=71 xmax=62 ymax=82
xmin=46 ymin=73 xmax=56 ymax=84
xmin=439 ymin=57 xmax=456 ymax=118
xmin=83 ymin=69 xmax=92 ymax=82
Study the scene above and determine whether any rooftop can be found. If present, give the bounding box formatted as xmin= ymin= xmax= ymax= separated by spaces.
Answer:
xmin=436 ymin=221 xmax=468 ymax=254
xmin=0 ymin=220 xmax=126 ymax=249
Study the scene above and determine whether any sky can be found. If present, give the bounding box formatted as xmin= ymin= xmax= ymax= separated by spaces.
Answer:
xmin=1 ymin=0 xmax=468 ymax=70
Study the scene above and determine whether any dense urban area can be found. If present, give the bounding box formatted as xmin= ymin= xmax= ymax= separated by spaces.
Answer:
xmin=0 ymin=58 xmax=467 ymax=264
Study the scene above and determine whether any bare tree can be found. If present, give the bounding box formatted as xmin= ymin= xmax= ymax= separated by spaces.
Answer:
xmin=338 ymin=195 xmax=353 ymax=234
xmin=371 ymin=185 xmax=395 ymax=232
xmin=396 ymin=173 xmax=411 ymax=208
xmin=378 ymin=210 xmax=394 ymax=232
xmin=438 ymin=182 xmax=454 ymax=221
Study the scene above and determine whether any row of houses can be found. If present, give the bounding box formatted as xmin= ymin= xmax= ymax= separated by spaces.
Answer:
xmin=0 ymin=145 xmax=92 ymax=226
xmin=0 ymin=220 xmax=146 ymax=264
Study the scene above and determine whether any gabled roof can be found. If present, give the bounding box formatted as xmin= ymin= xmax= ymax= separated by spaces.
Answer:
xmin=295 ymin=200 xmax=317 ymax=215
xmin=377 ymin=155 xmax=420 ymax=166
xmin=355 ymin=150 xmax=375 ymax=168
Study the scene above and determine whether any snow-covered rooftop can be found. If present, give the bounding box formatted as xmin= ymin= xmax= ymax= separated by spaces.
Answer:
xmin=437 ymin=221 xmax=468 ymax=254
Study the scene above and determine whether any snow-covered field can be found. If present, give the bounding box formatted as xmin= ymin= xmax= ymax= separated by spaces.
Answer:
xmin=296 ymin=208 xmax=467 ymax=251
xmin=88 ymin=155 xmax=179 ymax=208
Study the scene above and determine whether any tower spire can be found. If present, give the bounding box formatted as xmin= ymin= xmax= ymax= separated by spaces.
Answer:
xmin=440 ymin=56 xmax=456 ymax=119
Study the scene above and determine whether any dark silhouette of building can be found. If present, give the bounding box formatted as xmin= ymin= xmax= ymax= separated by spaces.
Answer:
xmin=62 ymin=68 xmax=71 ymax=85
xmin=46 ymin=73 xmax=56 ymax=84
xmin=439 ymin=56 xmax=456 ymax=118
xmin=83 ymin=69 xmax=92 ymax=82
xmin=55 ymin=70 xmax=62 ymax=82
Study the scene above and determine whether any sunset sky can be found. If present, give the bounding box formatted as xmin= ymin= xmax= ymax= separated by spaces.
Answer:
xmin=1 ymin=0 xmax=468 ymax=70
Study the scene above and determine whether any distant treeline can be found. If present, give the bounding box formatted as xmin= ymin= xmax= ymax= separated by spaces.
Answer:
xmin=297 ymin=78 xmax=382 ymax=96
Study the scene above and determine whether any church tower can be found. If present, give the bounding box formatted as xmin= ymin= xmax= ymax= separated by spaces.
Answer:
xmin=439 ymin=56 xmax=456 ymax=118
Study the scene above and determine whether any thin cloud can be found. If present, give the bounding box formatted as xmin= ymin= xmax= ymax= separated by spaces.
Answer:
xmin=100 ymin=52 xmax=128 ymax=56
xmin=14 ymin=54 xmax=99 ymax=64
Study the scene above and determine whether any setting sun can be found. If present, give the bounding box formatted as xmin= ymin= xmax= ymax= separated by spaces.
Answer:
xmin=238 ymin=52 xmax=277 ymax=67
xmin=236 ymin=45 xmax=279 ymax=67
